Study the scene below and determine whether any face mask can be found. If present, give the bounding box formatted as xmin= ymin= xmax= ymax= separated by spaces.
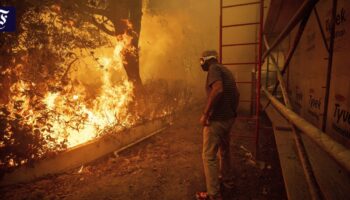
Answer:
xmin=200 ymin=55 xmax=217 ymax=71
xmin=201 ymin=62 xmax=209 ymax=71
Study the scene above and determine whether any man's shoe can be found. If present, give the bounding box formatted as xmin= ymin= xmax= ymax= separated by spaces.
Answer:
xmin=196 ymin=192 xmax=223 ymax=200
xmin=221 ymin=177 xmax=235 ymax=189
xmin=222 ymin=180 xmax=235 ymax=189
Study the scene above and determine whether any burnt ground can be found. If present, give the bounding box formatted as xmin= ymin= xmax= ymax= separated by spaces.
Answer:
xmin=0 ymin=108 xmax=286 ymax=200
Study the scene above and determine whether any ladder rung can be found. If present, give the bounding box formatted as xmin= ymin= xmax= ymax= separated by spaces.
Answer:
xmin=236 ymin=116 xmax=257 ymax=120
xmin=222 ymin=22 xmax=260 ymax=28
xmin=261 ymin=70 xmax=277 ymax=72
xmin=223 ymin=62 xmax=258 ymax=65
xmin=222 ymin=1 xmax=261 ymax=9
xmin=240 ymin=100 xmax=256 ymax=102
xmin=232 ymin=135 xmax=256 ymax=139
xmin=222 ymin=42 xmax=258 ymax=47
xmin=236 ymin=81 xmax=253 ymax=84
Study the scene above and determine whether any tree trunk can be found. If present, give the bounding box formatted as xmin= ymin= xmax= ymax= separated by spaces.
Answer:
xmin=111 ymin=0 xmax=143 ymax=91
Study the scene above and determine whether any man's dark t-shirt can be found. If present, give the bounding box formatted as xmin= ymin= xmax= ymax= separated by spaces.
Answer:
xmin=206 ymin=63 xmax=239 ymax=121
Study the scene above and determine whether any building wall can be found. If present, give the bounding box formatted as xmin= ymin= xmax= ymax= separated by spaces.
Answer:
xmin=281 ymin=0 xmax=350 ymax=147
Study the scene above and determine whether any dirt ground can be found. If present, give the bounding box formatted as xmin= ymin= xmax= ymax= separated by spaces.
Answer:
xmin=0 ymin=108 xmax=286 ymax=200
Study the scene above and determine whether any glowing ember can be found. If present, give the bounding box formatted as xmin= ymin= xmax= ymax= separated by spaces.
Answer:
xmin=72 ymin=95 xmax=79 ymax=101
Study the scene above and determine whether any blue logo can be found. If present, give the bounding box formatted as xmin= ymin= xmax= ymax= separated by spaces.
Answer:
xmin=0 ymin=7 xmax=16 ymax=32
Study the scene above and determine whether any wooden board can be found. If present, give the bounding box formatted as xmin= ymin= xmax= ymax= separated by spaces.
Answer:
xmin=301 ymin=134 xmax=350 ymax=200
xmin=264 ymin=96 xmax=350 ymax=200
xmin=264 ymin=102 xmax=311 ymax=200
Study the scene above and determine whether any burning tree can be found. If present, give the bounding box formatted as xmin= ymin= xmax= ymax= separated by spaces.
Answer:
xmin=66 ymin=0 xmax=144 ymax=88
xmin=0 ymin=0 xmax=144 ymax=174
xmin=1 ymin=0 xmax=143 ymax=99
xmin=0 ymin=0 xmax=194 ymax=176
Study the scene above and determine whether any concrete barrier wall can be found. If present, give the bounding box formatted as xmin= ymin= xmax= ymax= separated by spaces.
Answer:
xmin=283 ymin=0 xmax=350 ymax=147
xmin=0 ymin=116 xmax=172 ymax=187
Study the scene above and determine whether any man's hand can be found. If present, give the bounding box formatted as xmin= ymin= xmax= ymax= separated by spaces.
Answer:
xmin=200 ymin=114 xmax=210 ymax=126
xmin=201 ymin=80 xmax=222 ymax=127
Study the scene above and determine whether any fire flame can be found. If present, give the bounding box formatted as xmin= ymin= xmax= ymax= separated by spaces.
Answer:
xmin=5 ymin=26 xmax=137 ymax=149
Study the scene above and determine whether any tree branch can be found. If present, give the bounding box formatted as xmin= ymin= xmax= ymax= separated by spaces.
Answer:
xmin=69 ymin=1 xmax=115 ymax=36
xmin=72 ymin=1 xmax=112 ymax=19
xmin=61 ymin=57 xmax=78 ymax=84
xmin=90 ymin=16 xmax=115 ymax=36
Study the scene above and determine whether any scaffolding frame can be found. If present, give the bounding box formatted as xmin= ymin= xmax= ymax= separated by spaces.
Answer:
xmin=261 ymin=0 xmax=350 ymax=199
xmin=263 ymin=0 xmax=338 ymax=134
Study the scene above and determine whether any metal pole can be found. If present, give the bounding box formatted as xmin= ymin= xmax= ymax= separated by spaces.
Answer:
xmin=291 ymin=126 xmax=322 ymax=200
xmin=322 ymin=0 xmax=338 ymax=132
xmin=314 ymin=7 xmax=329 ymax=52
xmin=222 ymin=1 xmax=261 ymax=9
xmin=263 ymin=36 xmax=291 ymax=107
xmin=262 ymin=0 xmax=319 ymax=60
xmin=255 ymin=0 xmax=264 ymax=156
xmin=286 ymin=34 xmax=290 ymax=92
xmin=251 ymin=72 xmax=256 ymax=116
xmin=262 ymin=87 xmax=350 ymax=172
xmin=264 ymin=38 xmax=322 ymax=200
xmin=281 ymin=8 xmax=311 ymax=76
xmin=263 ymin=9 xmax=313 ymax=111
xmin=266 ymin=56 xmax=269 ymax=88
xmin=219 ymin=0 xmax=223 ymax=63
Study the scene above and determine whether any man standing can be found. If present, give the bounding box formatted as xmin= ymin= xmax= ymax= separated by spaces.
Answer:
xmin=197 ymin=50 xmax=239 ymax=200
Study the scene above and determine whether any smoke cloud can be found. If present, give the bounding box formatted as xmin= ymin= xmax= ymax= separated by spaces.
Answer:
xmin=140 ymin=0 xmax=219 ymax=94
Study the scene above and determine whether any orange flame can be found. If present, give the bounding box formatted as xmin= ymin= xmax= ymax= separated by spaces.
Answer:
xmin=6 ymin=24 xmax=138 ymax=149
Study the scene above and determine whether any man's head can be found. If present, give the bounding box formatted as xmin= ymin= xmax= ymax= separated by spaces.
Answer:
xmin=200 ymin=50 xmax=219 ymax=71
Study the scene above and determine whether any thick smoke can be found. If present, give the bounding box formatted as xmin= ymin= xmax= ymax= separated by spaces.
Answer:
xmin=140 ymin=0 xmax=219 ymax=95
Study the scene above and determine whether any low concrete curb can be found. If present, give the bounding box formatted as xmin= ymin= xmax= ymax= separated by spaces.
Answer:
xmin=0 ymin=116 xmax=173 ymax=187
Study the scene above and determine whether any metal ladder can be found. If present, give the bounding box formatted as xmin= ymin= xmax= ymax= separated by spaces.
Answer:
xmin=219 ymin=0 xmax=264 ymax=154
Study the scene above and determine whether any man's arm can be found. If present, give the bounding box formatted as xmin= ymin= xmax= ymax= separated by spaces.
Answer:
xmin=200 ymin=80 xmax=223 ymax=126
